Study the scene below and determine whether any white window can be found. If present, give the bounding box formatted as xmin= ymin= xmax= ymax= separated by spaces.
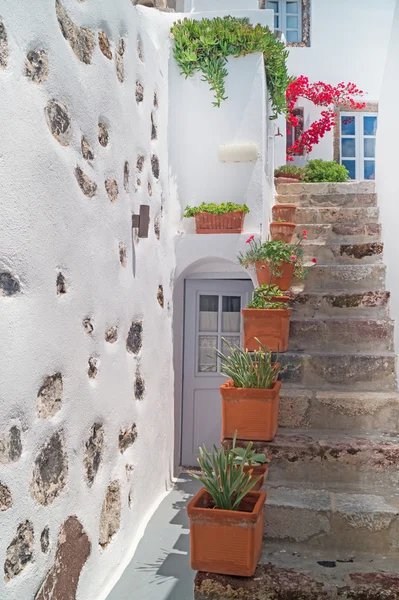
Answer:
xmin=267 ymin=1 xmax=302 ymax=43
xmin=340 ymin=112 xmax=378 ymax=181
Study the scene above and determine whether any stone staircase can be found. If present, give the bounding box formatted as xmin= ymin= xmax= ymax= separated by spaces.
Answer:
xmin=194 ymin=181 xmax=399 ymax=599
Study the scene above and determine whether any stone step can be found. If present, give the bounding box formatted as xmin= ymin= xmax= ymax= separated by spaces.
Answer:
xmin=263 ymin=486 xmax=399 ymax=555
xmin=289 ymin=318 xmax=394 ymax=352
xmin=276 ymin=192 xmax=378 ymax=208
xmin=276 ymin=181 xmax=376 ymax=197
xmin=302 ymin=242 xmax=383 ymax=264
xmin=278 ymin=351 xmax=397 ymax=391
xmin=295 ymin=264 xmax=386 ymax=292
xmin=243 ymin=430 xmax=399 ymax=489
xmin=295 ymin=206 xmax=379 ymax=225
xmin=278 ymin=388 xmax=399 ymax=432
xmin=194 ymin=544 xmax=399 ymax=600
xmin=290 ymin=290 xmax=390 ymax=319
xmin=293 ymin=223 xmax=381 ymax=244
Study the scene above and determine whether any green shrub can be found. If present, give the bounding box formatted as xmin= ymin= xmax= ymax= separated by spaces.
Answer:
xmin=171 ymin=16 xmax=292 ymax=117
xmin=274 ymin=164 xmax=303 ymax=177
xmin=302 ymin=160 xmax=350 ymax=183
xmin=184 ymin=202 xmax=249 ymax=218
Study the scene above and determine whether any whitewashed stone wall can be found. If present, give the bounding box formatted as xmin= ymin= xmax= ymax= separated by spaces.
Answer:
xmin=0 ymin=2 xmax=177 ymax=599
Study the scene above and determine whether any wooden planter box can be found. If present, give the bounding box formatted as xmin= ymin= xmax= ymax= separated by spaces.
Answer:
xmin=221 ymin=379 xmax=281 ymax=441
xmin=242 ymin=307 xmax=292 ymax=352
xmin=194 ymin=211 xmax=245 ymax=234
xmin=187 ymin=487 xmax=266 ymax=576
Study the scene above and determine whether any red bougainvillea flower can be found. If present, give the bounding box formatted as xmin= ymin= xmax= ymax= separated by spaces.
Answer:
xmin=290 ymin=254 xmax=297 ymax=261
xmin=311 ymin=258 xmax=317 ymax=264
xmin=302 ymin=229 xmax=307 ymax=235
xmin=246 ymin=235 xmax=255 ymax=244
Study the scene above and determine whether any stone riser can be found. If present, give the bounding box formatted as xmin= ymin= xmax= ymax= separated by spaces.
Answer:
xmin=278 ymin=389 xmax=399 ymax=432
xmin=290 ymin=291 xmax=390 ymax=319
xmin=276 ymin=181 xmax=376 ymax=196
xmin=298 ymin=264 xmax=386 ymax=292
xmin=279 ymin=352 xmax=397 ymax=391
xmin=302 ymin=243 xmax=383 ymax=265
xmin=295 ymin=207 xmax=379 ymax=225
xmin=293 ymin=223 xmax=381 ymax=244
xmin=276 ymin=192 xmax=377 ymax=208
xmin=289 ymin=318 xmax=394 ymax=353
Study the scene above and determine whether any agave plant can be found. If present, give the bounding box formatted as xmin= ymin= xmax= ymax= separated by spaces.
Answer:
xmin=215 ymin=338 xmax=280 ymax=389
xmin=192 ymin=438 xmax=262 ymax=510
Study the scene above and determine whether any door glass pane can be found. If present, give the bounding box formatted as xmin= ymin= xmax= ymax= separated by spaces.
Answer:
xmin=274 ymin=15 xmax=279 ymax=28
xmin=286 ymin=30 xmax=299 ymax=42
xmin=199 ymin=295 xmax=218 ymax=332
xmin=198 ymin=336 xmax=217 ymax=372
xmin=364 ymin=160 xmax=376 ymax=181
xmin=341 ymin=115 xmax=355 ymax=135
xmin=342 ymin=138 xmax=356 ymax=157
xmin=222 ymin=296 xmax=241 ymax=333
xmin=364 ymin=138 xmax=376 ymax=158
xmin=221 ymin=336 xmax=241 ymax=360
xmin=287 ymin=2 xmax=298 ymax=13
xmin=267 ymin=1 xmax=279 ymax=10
xmin=287 ymin=15 xmax=298 ymax=28
xmin=342 ymin=160 xmax=356 ymax=180
xmin=364 ymin=116 xmax=377 ymax=136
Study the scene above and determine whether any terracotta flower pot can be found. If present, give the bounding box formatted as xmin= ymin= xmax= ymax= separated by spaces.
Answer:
xmin=221 ymin=379 xmax=281 ymax=441
xmin=243 ymin=461 xmax=271 ymax=491
xmin=275 ymin=174 xmax=301 ymax=183
xmin=272 ymin=204 xmax=297 ymax=223
xmin=187 ymin=487 xmax=266 ymax=577
xmin=242 ymin=307 xmax=292 ymax=352
xmin=194 ymin=211 xmax=245 ymax=234
xmin=256 ymin=260 xmax=295 ymax=291
xmin=270 ymin=221 xmax=296 ymax=243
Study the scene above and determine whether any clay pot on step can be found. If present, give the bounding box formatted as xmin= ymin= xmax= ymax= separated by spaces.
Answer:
xmin=272 ymin=204 xmax=297 ymax=223
xmin=242 ymin=307 xmax=292 ymax=352
xmin=256 ymin=260 xmax=295 ymax=291
xmin=194 ymin=211 xmax=245 ymax=234
xmin=221 ymin=379 xmax=281 ymax=441
xmin=270 ymin=221 xmax=296 ymax=243
xmin=243 ymin=461 xmax=271 ymax=491
xmin=187 ymin=487 xmax=266 ymax=577
xmin=275 ymin=174 xmax=301 ymax=183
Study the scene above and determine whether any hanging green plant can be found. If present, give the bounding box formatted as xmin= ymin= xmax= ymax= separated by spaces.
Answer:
xmin=171 ymin=16 xmax=292 ymax=117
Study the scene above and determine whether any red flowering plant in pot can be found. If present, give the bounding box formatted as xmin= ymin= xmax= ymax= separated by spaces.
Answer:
xmin=187 ymin=439 xmax=266 ymax=577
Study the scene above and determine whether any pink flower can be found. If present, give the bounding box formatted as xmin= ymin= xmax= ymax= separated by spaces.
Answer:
xmin=290 ymin=254 xmax=297 ymax=261
xmin=246 ymin=235 xmax=255 ymax=244
xmin=311 ymin=258 xmax=317 ymax=264
xmin=302 ymin=229 xmax=307 ymax=235
xmin=303 ymin=235 xmax=308 ymax=240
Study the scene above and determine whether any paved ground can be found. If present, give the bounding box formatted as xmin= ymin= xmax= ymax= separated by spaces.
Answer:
xmin=107 ymin=473 xmax=200 ymax=600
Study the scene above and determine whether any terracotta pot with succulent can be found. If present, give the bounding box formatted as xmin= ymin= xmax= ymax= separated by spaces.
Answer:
xmin=272 ymin=203 xmax=297 ymax=223
xmin=217 ymin=338 xmax=282 ymax=441
xmin=184 ymin=202 xmax=249 ymax=234
xmin=230 ymin=433 xmax=271 ymax=491
xmin=274 ymin=165 xmax=303 ymax=183
xmin=241 ymin=285 xmax=292 ymax=352
xmin=270 ymin=219 xmax=296 ymax=243
xmin=187 ymin=441 xmax=266 ymax=577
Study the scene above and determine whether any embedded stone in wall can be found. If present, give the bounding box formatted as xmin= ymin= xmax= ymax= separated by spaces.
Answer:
xmin=84 ymin=423 xmax=104 ymax=486
xmin=35 ymin=517 xmax=91 ymax=600
xmin=98 ymin=31 xmax=112 ymax=60
xmin=56 ymin=0 xmax=96 ymax=64
xmin=37 ymin=373 xmax=63 ymax=419
xmin=105 ymin=326 xmax=118 ymax=343
xmin=148 ymin=181 xmax=152 ymax=197
xmin=151 ymin=113 xmax=157 ymax=140
xmin=153 ymin=90 xmax=158 ymax=108
xmin=0 ymin=272 xmax=20 ymax=296
xmin=31 ymin=431 xmax=68 ymax=506
xmin=119 ymin=424 xmax=138 ymax=454
xmin=98 ymin=122 xmax=109 ymax=147
xmin=116 ymin=38 xmax=125 ymax=83
xmin=134 ymin=369 xmax=145 ymax=400
xmin=136 ymin=154 xmax=145 ymax=172
xmin=132 ymin=0 xmax=155 ymax=5
xmin=88 ymin=357 xmax=98 ymax=379
xmin=126 ymin=320 xmax=143 ymax=354
xmin=99 ymin=482 xmax=121 ymax=548
xmin=0 ymin=426 xmax=22 ymax=464
xmin=151 ymin=154 xmax=160 ymax=179
xmin=56 ymin=272 xmax=67 ymax=295
xmin=157 ymin=285 xmax=164 ymax=308
xmin=105 ymin=179 xmax=119 ymax=203
xmin=40 ymin=527 xmax=50 ymax=553
xmin=119 ymin=243 xmax=127 ymax=267
xmin=4 ymin=521 xmax=34 ymax=581
xmin=136 ymin=178 xmax=141 ymax=189
xmin=75 ymin=166 xmax=97 ymax=197
xmin=125 ymin=464 xmax=134 ymax=481
xmin=0 ymin=483 xmax=12 ymax=511
xmin=81 ymin=136 xmax=94 ymax=161
xmin=124 ymin=161 xmax=130 ymax=192
xmin=154 ymin=217 xmax=160 ymax=240
xmin=45 ymin=99 xmax=72 ymax=146
xmin=83 ymin=317 xmax=94 ymax=334
xmin=25 ymin=50 xmax=49 ymax=83
xmin=0 ymin=18 xmax=8 ymax=69
xmin=137 ymin=37 xmax=144 ymax=62
xmin=136 ymin=81 xmax=144 ymax=103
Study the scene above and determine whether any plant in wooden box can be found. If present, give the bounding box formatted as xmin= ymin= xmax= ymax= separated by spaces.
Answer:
xmin=216 ymin=339 xmax=282 ymax=441
xmin=242 ymin=284 xmax=292 ymax=352
xmin=231 ymin=432 xmax=271 ymax=491
xmin=187 ymin=441 xmax=266 ymax=577
xmin=184 ymin=202 xmax=249 ymax=234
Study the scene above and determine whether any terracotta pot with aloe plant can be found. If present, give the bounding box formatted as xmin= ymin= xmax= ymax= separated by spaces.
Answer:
xmin=184 ymin=202 xmax=249 ymax=234
xmin=217 ymin=339 xmax=282 ymax=441
xmin=231 ymin=433 xmax=271 ymax=491
xmin=187 ymin=441 xmax=266 ymax=577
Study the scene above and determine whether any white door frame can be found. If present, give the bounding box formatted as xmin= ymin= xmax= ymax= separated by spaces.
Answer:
xmin=340 ymin=111 xmax=378 ymax=181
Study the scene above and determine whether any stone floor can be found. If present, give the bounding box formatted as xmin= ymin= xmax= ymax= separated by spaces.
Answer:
xmin=106 ymin=473 xmax=200 ymax=600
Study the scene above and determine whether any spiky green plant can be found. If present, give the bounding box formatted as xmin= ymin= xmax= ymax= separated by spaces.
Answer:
xmin=215 ymin=338 xmax=280 ymax=389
